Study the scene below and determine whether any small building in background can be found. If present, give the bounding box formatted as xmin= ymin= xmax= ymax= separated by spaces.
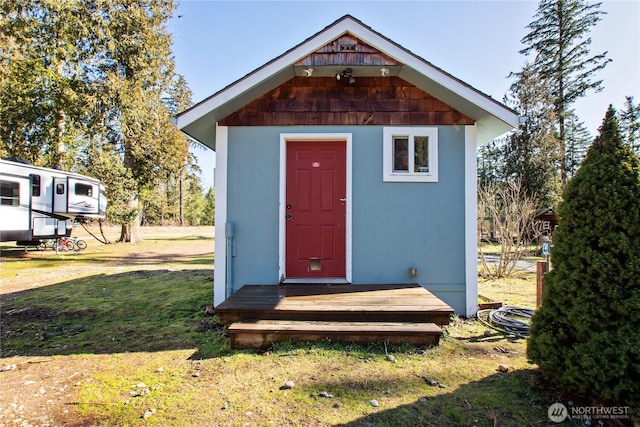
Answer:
xmin=535 ymin=207 xmax=559 ymax=237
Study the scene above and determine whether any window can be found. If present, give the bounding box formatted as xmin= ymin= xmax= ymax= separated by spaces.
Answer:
xmin=0 ymin=180 xmax=20 ymax=206
xmin=56 ymin=183 xmax=65 ymax=195
xmin=383 ymin=127 xmax=438 ymax=182
xmin=75 ymin=183 xmax=93 ymax=197
xmin=30 ymin=174 xmax=41 ymax=197
xmin=393 ymin=137 xmax=409 ymax=171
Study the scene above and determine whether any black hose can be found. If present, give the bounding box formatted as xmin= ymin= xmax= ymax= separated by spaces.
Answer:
xmin=79 ymin=221 xmax=108 ymax=244
xmin=476 ymin=306 xmax=535 ymax=339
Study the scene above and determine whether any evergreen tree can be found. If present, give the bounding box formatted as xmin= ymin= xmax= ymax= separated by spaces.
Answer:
xmin=0 ymin=0 xmax=101 ymax=168
xmin=164 ymin=74 xmax=198 ymax=226
xmin=502 ymin=64 xmax=562 ymax=208
xmin=527 ymin=106 xmax=640 ymax=408
xmin=477 ymin=139 xmax=503 ymax=189
xmin=620 ymin=96 xmax=640 ymax=154
xmin=99 ymin=0 xmax=189 ymax=242
xmin=79 ymin=142 xmax=138 ymax=243
xmin=520 ymin=0 xmax=611 ymax=186
xmin=564 ymin=112 xmax=591 ymax=178
xmin=183 ymin=175 xmax=206 ymax=226
xmin=201 ymin=188 xmax=215 ymax=226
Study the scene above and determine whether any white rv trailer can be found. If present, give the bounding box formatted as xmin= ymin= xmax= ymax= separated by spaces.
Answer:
xmin=0 ymin=158 xmax=107 ymax=244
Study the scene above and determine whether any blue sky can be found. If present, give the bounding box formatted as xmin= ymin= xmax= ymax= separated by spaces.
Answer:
xmin=168 ymin=1 xmax=640 ymax=190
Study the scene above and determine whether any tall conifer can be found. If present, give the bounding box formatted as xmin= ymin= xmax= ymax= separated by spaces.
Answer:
xmin=520 ymin=0 xmax=611 ymax=186
xmin=620 ymin=96 xmax=640 ymax=154
xmin=527 ymin=106 xmax=640 ymax=408
xmin=502 ymin=63 xmax=562 ymax=208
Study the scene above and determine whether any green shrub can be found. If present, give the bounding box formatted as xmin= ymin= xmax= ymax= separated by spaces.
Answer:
xmin=527 ymin=106 xmax=640 ymax=409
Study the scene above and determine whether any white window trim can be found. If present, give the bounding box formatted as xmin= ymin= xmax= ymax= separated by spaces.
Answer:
xmin=383 ymin=127 xmax=438 ymax=182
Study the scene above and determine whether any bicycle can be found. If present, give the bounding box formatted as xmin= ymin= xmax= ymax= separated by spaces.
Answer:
xmin=37 ymin=238 xmax=74 ymax=252
xmin=66 ymin=237 xmax=88 ymax=251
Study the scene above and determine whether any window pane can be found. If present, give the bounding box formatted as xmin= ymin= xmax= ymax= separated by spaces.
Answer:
xmin=393 ymin=137 xmax=409 ymax=171
xmin=75 ymin=183 xmax=93 ymax=197
xmin=0 ymin=180 xmax=19 ymax=206
xmin=414 ymin=136 xmax=429 ymax=173
xmin=56 ymin=183 xmax=65 ymax=195
xmin=30 ymin=174 xmax=41 ymax=197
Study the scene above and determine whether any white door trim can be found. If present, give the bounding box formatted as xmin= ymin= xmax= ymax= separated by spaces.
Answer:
xmin=279 ymin=133 xmax=353 ymax=283
xmin=213 ymin=124 xmax=228 ymax=307
xmin=464 ymin=124 xmax=479 ymax=317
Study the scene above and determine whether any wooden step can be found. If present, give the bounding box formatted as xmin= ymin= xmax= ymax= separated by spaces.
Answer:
xmin=216 ymin=284 xmax=454 ymax=326
xmin=228 ymin=320 xmax=443 ymax=349
xmin=220 ymin=309 xmax=451 ymax=326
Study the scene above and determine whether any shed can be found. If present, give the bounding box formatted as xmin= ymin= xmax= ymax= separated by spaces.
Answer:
xmin=174 ymin=15 xmax=518 ymax=318
xmin=534 ymin=207 xmax=559 ymax=236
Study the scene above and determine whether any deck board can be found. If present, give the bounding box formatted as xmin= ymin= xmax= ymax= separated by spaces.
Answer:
xmin=216 ymin=284 xmax=454 ymax=325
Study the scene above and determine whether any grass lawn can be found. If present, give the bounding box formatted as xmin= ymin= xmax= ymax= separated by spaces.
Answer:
xmin=0 ymin=227 xmax=583 ymax=426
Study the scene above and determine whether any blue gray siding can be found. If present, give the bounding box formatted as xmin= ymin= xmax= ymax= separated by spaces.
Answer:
xmin=226 ymin=125 xmax=467 ymax=313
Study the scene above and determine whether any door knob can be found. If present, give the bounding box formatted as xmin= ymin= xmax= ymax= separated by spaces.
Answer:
xmin=286 ymin=213 xmax=292 ymax=219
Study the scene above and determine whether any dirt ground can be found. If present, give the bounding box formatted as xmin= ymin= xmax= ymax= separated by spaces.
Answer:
xmin=0 ymin=226 xmax=214 ymax=426
xmin=0 ymin=355 xmax=104 ymax=427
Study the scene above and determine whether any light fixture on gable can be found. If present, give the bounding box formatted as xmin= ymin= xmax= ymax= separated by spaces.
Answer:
xmin=303 ymin=68 xmax=314 ymax=77
xmin=380 ymin=67 xmax=390 ymax=77
xmin=336 ymin=68 xmax=353 ymax=81
xmin=336 ymin=68 xmax=355 ymax=84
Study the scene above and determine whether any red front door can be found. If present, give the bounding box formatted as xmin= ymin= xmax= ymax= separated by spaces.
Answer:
xmin=286 ymin=141 xmax=346 ymax=278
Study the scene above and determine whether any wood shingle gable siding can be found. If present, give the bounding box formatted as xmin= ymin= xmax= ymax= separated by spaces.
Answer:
xmin=219 ymin=76 xmax=475 ymax=127
xmin=295 ymin=34 xmax=401 ymax=67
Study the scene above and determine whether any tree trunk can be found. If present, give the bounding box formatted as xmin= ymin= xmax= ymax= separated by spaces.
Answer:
xmin=120 ymin=219 xmax=142 ymax=243
xmin=119 ymin=193 xmax=142 ymax=243
xmin=559 ymin=111 xmax=567 ymax=187
xmin=556 ymin=1 xmax=567 ymax=188
xmin=179 ymin=169 xmax=185 ymax=226
xmin=54 ymin=109 xmax=66 ymax=168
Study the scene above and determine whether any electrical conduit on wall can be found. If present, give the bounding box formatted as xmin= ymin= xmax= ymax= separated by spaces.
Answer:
xmin=225 ymin=222 xmax=234 ymax=298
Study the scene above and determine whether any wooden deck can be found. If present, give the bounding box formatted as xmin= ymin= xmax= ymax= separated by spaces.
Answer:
xmin=216 ymin=284 xmax=454 ymax=349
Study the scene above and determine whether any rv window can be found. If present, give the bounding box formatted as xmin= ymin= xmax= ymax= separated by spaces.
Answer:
xmin=0 ymin=180 xmax=20 ymax=206
xmin=30 ymin=174 xmax=41 ymax=197
xmin=56 ymin=183 xmax=65 ymax=194
xmin=75 ymin=183 xmax=93 ymax=197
